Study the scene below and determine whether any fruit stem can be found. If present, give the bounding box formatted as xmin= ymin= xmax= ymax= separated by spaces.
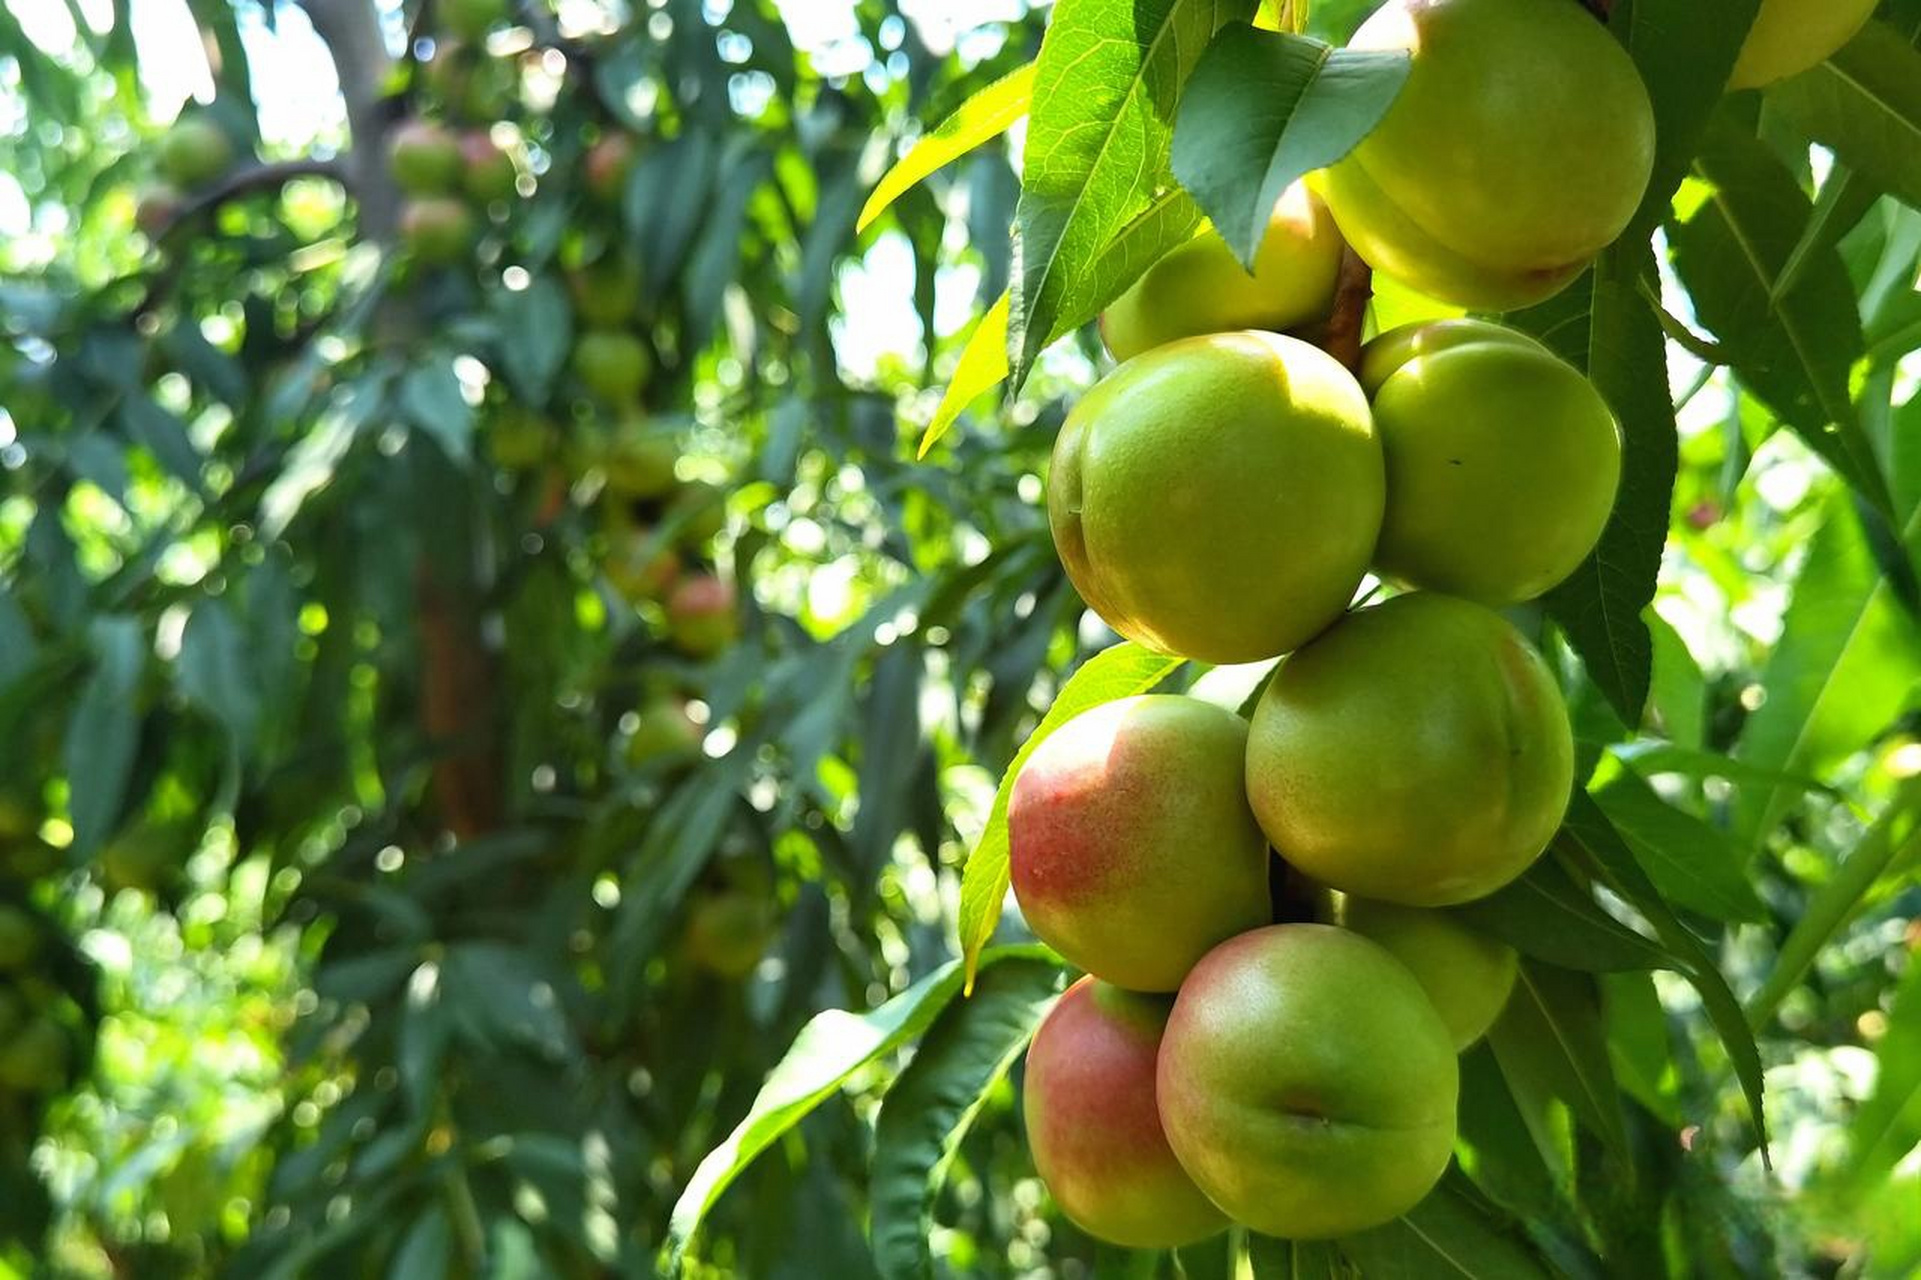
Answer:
xmin=1322 ymin=248 xmax=1373 ymax=375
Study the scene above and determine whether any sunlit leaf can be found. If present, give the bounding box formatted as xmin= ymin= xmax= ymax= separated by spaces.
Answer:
xmin=857 ymin=64 xmax=1036 ymax=234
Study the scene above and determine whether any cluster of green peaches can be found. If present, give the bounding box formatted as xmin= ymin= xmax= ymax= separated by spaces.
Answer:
xmin=1003 ymin=0 xmax=1876 ymax=1246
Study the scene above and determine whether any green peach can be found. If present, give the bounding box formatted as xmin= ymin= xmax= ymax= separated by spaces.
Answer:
xmin=667 ymin=575 xmax=740 ymax=658
xmin=1024 ymin=978 xmax=1227 ymax=1248
xmin=1158 ymin=924 xmax=1457 ymax=1239
xmin=1331 ymin=896 xmax=1518 ymax=1050
xmin=1361 ymin=319 xmax=1622 ymax=604
xmin=603 ymin=526 xmax=681 ymax=604
xmin=570 ymin=256 xmax=645 ymax=327
xmin=1313 ymin=0 xmax=1654 ymax=310
xmin=1049 ymin=331 xmax=1382 ymax=663
xmin=399 ymin=198 xmax=476 ymax=265
xmin=1102 ymin=184 xmax=1343 ymax=363
xmin=1729 ymin=0 xmax=1878 ymax=89
xmin=598 ymin=419 xmax=678 ymax=497
xmin=1008 ymin=695 xmax=1271 ymax=993
xmin=460 ymin=131 xmax=518 ymax=203
xmin=572 ymin=331 xmax=651 ymax=406
xmin=389 ymin=121 xmax=465 ymax=196
xmin=1246 ymin=593 xmax=1572 ymax=907
xmin=157 ymin=116 xmax=233 ymax=189
xmin=626 ymin=696 xmax=703 ymax=767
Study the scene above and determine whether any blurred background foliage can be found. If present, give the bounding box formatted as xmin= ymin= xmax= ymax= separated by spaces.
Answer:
xmin=0 ymin=0 xmax=1915 ymax=1277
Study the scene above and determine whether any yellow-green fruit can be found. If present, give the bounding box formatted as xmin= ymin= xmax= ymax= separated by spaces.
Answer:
xmin=1313 ymin=0 xmax=1654 ymax=310
xmin=572 ymin=331 xmax=651 ymax=406
xmin=666 ymin=575 xmax=740 ymax=658
xmin=400 ymin=198 xmax=476 ymax=265
xmin=603 ymin=527 xmax=681 ymax=603
xmin=627 ymin=697 xmax=702 ymax=767
xmin=1048 ymin=331 xmax=1382 ymax=663
xmin=1360 ymin=319 xmax=1622 ymax=604
xmin=1729 ymin=0 xmax=1878 ymax=89
xmin=1024 ymin=979 xmax=1229 ymax=1248
xmin=1101 ymin=184 xmax=1343 ymax=364
xmin=1008 ymin=696 xmax=1272 ymax=993
xmin=158 ymin=116 xmax=234 ymax=188
xmin=0 ymin=906 xmax=38 ymax=971
xmin=486 ymin=410 xmax=556 ymax=471
xmin=599 ymin=420 xmax=678 ymax=497
xmin=1158 ymin=924 xmax=1458 ymax=1239
xmin=1332 ymin=896 xmax=1517 ymax=1050
xmin=684 ymin=885 xmax=777 ymax=978
xmin=0 ymin=1015 xmax=69 ymax=1094
xmin=460 ymin=131 xmax=518 ymax=203
xmin=570 ymin=257 xmax=644 ymax=327
xmin=389 ymin=121 xmax=466 ymax=196
xmin=1246 ymin=593 xmax=1573 ymax=907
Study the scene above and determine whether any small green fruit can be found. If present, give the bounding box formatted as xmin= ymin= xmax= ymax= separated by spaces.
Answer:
xmin=1009 ymin=695 xmax=1270 ymax=992
xmin=598 ymin=420 xmax=678 ymax=497
xmin=666 ymin=575 xmax=740 ymax=659
xmin=1313 ymin=0 xmax=1654 ymax=310
xmin=572 ymin=331 xmax=651 ymax=406
xmin=460 ymin=131 xmax=518 ymax=203
xmin=1245 ymin=593 xmax=1573 ymax=907
xmin=134 ymin=183 xmax=184 ymax=236
xmin=1049 ymin=331 xmax=1382 ymax=663
xmin=603 ymin=526 xmax=682 ymax=604
xmin=683 ymin=880 xmax=777 ymax=978
xmin=1023 ymin=978 xmax=1228 ymax=1248
xmin=390 ymin=120 xmax=466 ymax=196
xmin=1159 ymin=924 xmax=1458 ymax=1239
xmin=1729 ymin=0 xmax=1878 ymax=89
xmin=400 ymin=198 xmax=477 ymax=265
xmin=627 ymin=697 xmax=703 ymax=767
xmin=1360 ymin=319 xmax=1622 ymax=604
xmin=1331 ymin=896 xmax=1518 ymax=1050
xmin=569 ymin=257 xmax=645 ymax=328
xmin=1102 ymin=183 xmax=1344 ymax=363
xmin=486 ymin=409 xmax=556 ymax=471
xmin=158 ymin=115 xmax=234 ymax=188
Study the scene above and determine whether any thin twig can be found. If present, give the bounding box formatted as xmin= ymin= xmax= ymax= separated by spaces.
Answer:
xmin=1321 ymin=247 xmax=1374 ymax=374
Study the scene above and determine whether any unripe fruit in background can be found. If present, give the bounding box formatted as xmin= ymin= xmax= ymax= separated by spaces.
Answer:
xmin=1008 ymin=696 xmax=1270 ymax=993
xmin=460 ymin=131 xmax=518 ymax=203
xmin=134 ymin=183 xmax=183 ymax=236
xmin=389 ymin=120 xmax=465 ymax=195
xmin=1158 ymin=924 xmax=1458 ymax=1239
xmin=439 ymin=0 xmax=506 ymax=42
xmin=400 ymin=198 xmax=477 ymax=265
xmin=1102 ymin=184 xmax=1343 ymax=364
xmin=585 ymin=133 xmax=639 ymax=203
xmin=1313 ymin=0 xmax=1654 ymax=310
xmin=667 ymin=575 xmax=740 ymax=658
xmin=1729 ymin=0 xmax=1878 ymax=89
xmin=683 ymin=858 xmax=778 ymax=979
xmin=604 ymin=526 xmax=681 ymax=604
xmin=570 ymin=256 xmax=645 ymax=327
xmin=1023 ymin=978 xmax=1228 ymax=1249
xmin=666 ymin=479 xmax=727 ymax=545
xmin=1049 ymin=332 xmax=1382 ymax=664
xmin=1360 ymin=319 xmax=1622 ymax=604
xmin=157 ymin=115 xmax=233 ymax=189
xmin=0 ymin=905 xmax=38 ymax=971
xmin=598 ymin=419 xmax=678 ymax=498
xmin=1329 ymin=895 xmax=1518 ymax=1050
xmin=572 ymin=331 xmax=651 ymax=406
xmin=1246 ymin=593 xmax=1573 ymax=907
xmin=626 ymin=696 xmax=703 ymax=767
xmin=485 ymin=408 xmax=556 ymax=471
xmin=422 ymin=42 xmax=515 ymax=120
xmin=0 ymin=1015 xmax=68 ymax=1094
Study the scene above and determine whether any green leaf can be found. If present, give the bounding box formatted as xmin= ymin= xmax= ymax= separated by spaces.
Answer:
xmin=119 ymin=396 xmax=207 ymax=497
xmin=1452 ymin=856 xmax=1671 ymax=973
xmin=1514 ymin=251 xmax=1676 ymax=725
xmin=1592 ymin=765 xmax=1765 ymax=922
xmin=1008 ymin=0 xmax=1255 ymax=384
xmin=1339 ymin=1174 xmax=1554 ymax=1279
xmin=868 ymin=956 xmax=1064 ymax=1280
xmin=441 ymin=942 xmax=578 ymax=1064
xmin=1455 ymin=1045 xmax=1564 ymax=1222
xmin=387 ymin=1205 xmax=452 ymax=1280
xmin=1248 ymin=1235 xmax=1348 ymax=1278
xmin=176 ymin=599 xmax=261 ymax=756
xmin=663 ymin=945 xmax=1051 ymax=1266
xmin=1171 ymin=25 xmax=1406 ymax=268
xmin=1558 ymin=791 xmax=1769 ymax=1158
xmin=400 ymin=360 xmax=474 ymax=465
xmin=917 ymin=292 xmax=1009 ymax=458
xmin=1672 ymin=117 xmax=1891 ymax=519
xmin=493 ymin=277 xmax=573 ymax=404
xmin=1486 ymin=961 xmax=1627 ymax=1155
xmin=1771 ymin=167 xmax=1882 ymax=304
xmin=956 ymin=642 xmax=1187 ymax=985
xmin=1847 ymin=948 xmax=1921 ymax=1186
xmin=1612 ymin=0 xmax=1761 ymax=245
xmin=858 ymin=63 xmax=1036 ymax=234
xmin=1746 ymin=775 xmax=1921 ymax=1030
xmin=64 ymin=615 xmax=145 ymax=855
xmin=1771 ymin=20 xmax=1921 ymax=212
xmin=1734 ymin=486 xmax=1921 ymax=846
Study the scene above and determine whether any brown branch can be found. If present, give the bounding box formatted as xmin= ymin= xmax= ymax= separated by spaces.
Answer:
xmin=1321 ymin=247 xmax=1374 ymax=374
xmin=416 ymin=563 xmax=505 ymax=841
xmin=162 ymin=158 xmax=348 ymax=232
